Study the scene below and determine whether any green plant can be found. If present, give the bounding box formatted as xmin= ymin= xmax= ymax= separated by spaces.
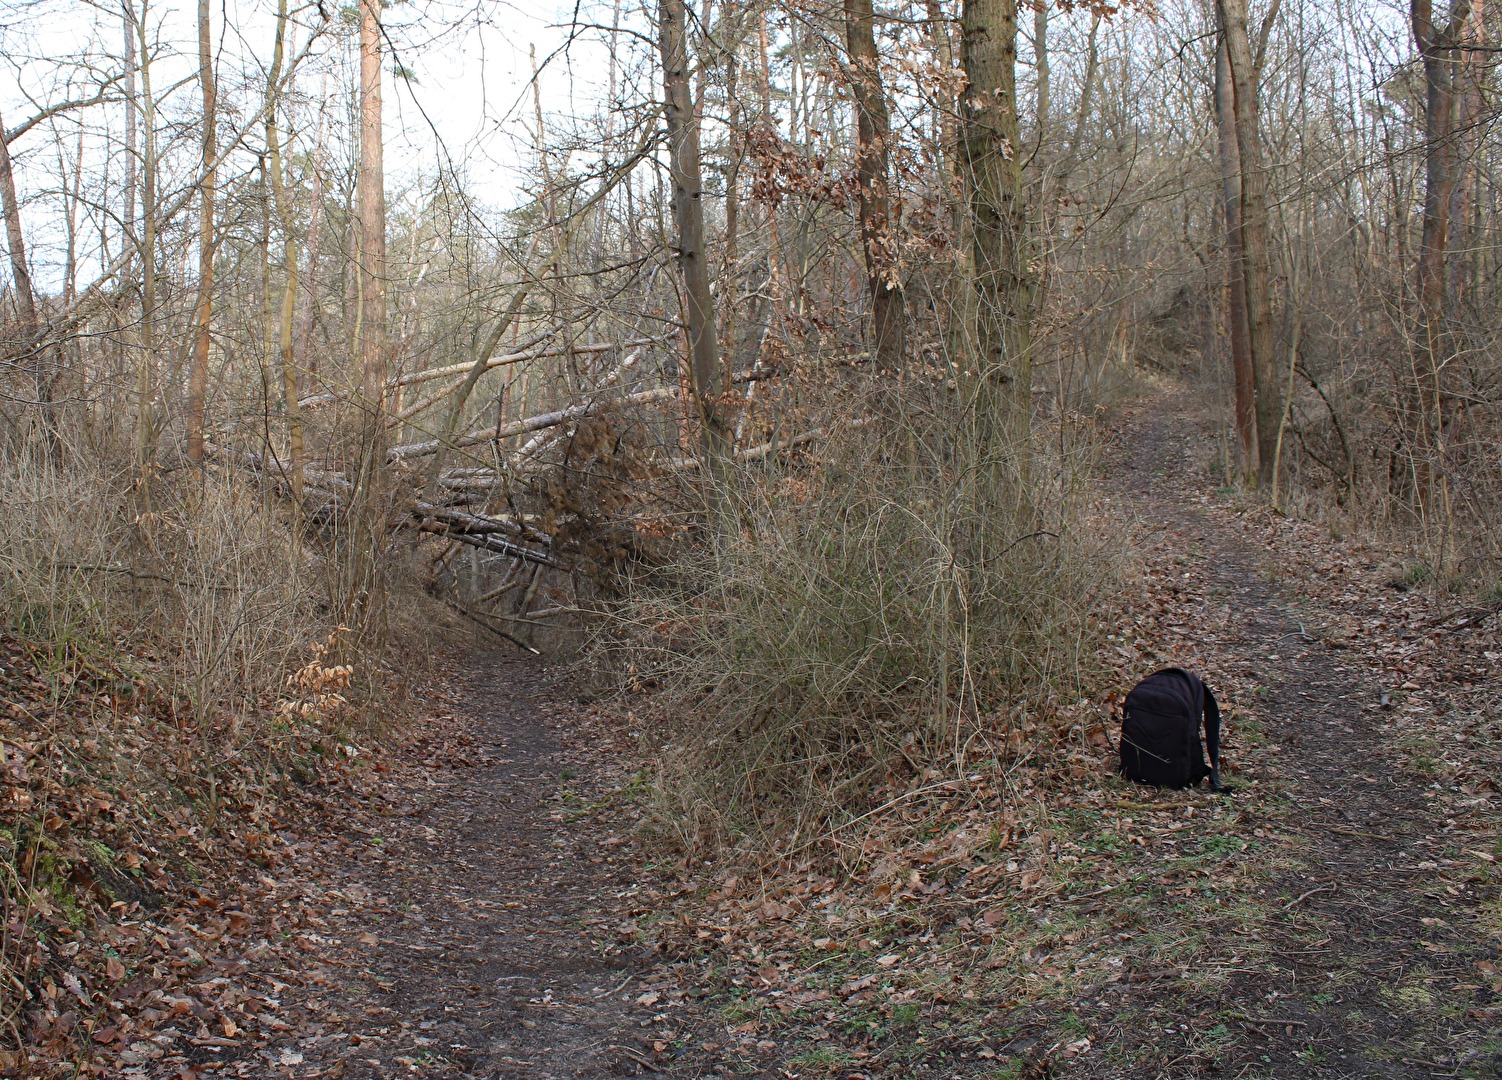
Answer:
xmin=891 ymin=1002 xmax=922 ymax=1026
xmin=1401 ymin=561 xmax=1433 ymax=588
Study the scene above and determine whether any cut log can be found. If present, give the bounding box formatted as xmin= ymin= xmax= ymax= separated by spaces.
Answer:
xmin=662 ymin=424 xmax=856 ymax=471
xmin=413 ymin=501 xmax=552 ymax=546
xmin=415 ymin=521 xmax=558 ymax=567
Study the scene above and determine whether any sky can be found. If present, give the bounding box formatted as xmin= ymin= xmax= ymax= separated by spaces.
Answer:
xmin=0 ymin=0 xmax=632 ymax=291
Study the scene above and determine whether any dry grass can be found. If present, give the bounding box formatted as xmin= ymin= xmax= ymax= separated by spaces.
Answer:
xmin=0 ymin=431 xmax=436 ymax=1065
xmin=600 ymin=386 xmax=1121 ymax=855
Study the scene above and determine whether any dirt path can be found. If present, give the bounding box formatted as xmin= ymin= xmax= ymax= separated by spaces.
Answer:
xmin=1086 ymin=389 xmax=1502 ymax=1077
xmin=183 ymin=388 xmax=1499 ymax=1080
xmin=220 ymin=652 xmax=715 ymax=1080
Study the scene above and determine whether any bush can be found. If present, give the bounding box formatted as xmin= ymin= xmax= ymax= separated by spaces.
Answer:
xmin=602 ymin=392 xmax=1118 ymax=854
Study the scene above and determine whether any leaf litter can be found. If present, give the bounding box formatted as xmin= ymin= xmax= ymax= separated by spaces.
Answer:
xmin=5 ymin=392 xmax=1500 ymax=1079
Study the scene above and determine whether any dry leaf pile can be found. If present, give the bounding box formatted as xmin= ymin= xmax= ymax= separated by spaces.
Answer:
xmin=0 ymin=628 xmax=443 ymax=1078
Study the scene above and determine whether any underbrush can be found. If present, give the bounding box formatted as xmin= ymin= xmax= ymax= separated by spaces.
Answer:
xmin=0 ymin=444 xmax=428 ymax=1074
xmin=602 ymin=391 xmax=1120 ymax=856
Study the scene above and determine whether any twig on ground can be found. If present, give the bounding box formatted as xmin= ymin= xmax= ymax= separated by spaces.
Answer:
xmin=611 ymin=1046 xmax=664 ymax=1072
xmin=1281 ymin=885 xmax=1334 ymax=910
xmin=595 ymin=974 xmax=635 ymax=999
xmin=1228 ymin=1012 xmax=1308 ymax=1027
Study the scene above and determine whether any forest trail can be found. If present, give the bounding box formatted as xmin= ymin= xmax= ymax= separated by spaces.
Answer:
xmin=217 ymin=655 xmax=712 ymax=1080
xmin=200 ymin=386 xmax=1500 ymax=1080
xmin=1079 ymin=388 xmax=1502 ymax=1077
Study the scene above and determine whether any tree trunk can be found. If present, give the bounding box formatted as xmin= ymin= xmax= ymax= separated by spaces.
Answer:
xmin=0 ymin=103 xmax=56 ymax=452
xmin=187 ymin=0 xmax=215 ymax=463
xmin=844 ymin=0 xmax=905 ymax=372
xmin=358 ymin=0 xmax=387 ymax=413
xmin=135 ymin=1 xmax=159 ymax=508
xmin=122 ymin=2 xmax=138 ymax=247
xmin=1410 ymin=0 xmax=1471 ymax=509
xmin=294 ymin=83 xmax=329 ymax=379
xmin=1214 ymin=29 xmax=1259 ymax=480
xmin=658 ymin=0 xmax=729 ymax=470
xmin=266 ymin=0 xmax=302 ymax=503
xmin=0 ymin=106 xmax=38 ymax=343
xmin=1446 ymin=0 xmax=1485 ymax=309
xmin=1216 ymin=0 xmax=1279 ymax=481
xmin=353 ymin=0 xmax=388 ymax=623
xmin=961 ymin=0 xmax=1033 ymax=438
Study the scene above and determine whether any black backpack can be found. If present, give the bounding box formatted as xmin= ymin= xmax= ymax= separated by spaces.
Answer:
xmin=1118 ymin=668 xmax=1229 ymax=792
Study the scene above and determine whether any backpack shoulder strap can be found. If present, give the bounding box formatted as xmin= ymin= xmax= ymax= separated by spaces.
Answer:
xmin=1203 ymin=685 xmax=1231 ymax=794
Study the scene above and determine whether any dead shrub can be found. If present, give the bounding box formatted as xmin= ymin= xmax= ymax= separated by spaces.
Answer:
xmin=600 ymin=385 xmax=1119 ymax=855
xmin=0 ymin=436 xmax=400 ymax=1065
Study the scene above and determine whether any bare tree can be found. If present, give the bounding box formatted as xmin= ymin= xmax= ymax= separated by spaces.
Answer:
xmin=1216 ymin=0 xmax=1281 ymax=482
xmin=843 ymin=0 xmax=905 ymax=371
xmin=187 ymin=0 xmax=216 ymax=463
xmin=1408 ymin=0 xmax=1472 ymax=508
xmin=1214 ymin=25 xmax=1259 ymax=478
xmin=351 ymin=0 xmax=389 ymax=620
xmin=961 ymin=0 xmax=1034 ymax=439
xmin=659 ymin=0 xmax=729 ymax=471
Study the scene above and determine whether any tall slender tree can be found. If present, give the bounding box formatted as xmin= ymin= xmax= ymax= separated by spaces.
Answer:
xmin=187 ymin=0 xmax=216 ymax=463
xmin=844 ymin=0 xmax=905 ymax=372
xmin=961 ymin=0 xmax=1033 ymax=439
xmin=1216 ymin=0 xmax=1280 ymax=482
xmin=133 ymin=0 xmax=159 ymax=506
xmin=1409 ymin=0 xmax=1472 ymax=508
xmin=266 ymin=0 xmax=303 ymax=502
xmin=659 ymin=0 xmax=729 ymax=470
xmin=353 ymin=0 xmax=389 ymax=620
xmin=1214 ymin=28 xmax=1259 ymax=479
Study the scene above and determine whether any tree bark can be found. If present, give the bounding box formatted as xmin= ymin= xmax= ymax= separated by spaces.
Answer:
xmin=294 ymin=84 xmax=329 ymax=379
xmin=0 ymin=103 xmax=56 ymax=452
xmin=266 ymin=0 xmax=302 ymax=503
xmin=1216 ymin=0 xmax=1279 ymax=481
xmin=0 ymin=105 xmax=38 ymax=343
xmin=358 ymin=0 xmax=387 ymax=413
xmin=659 ymin=0 xmax=730 ymax=471
xmin=353 ymin=0 xmax=388 ymax=623
xmin=961 ymin=0 xmax=1033 ymax=438
xmin=1214 ymin=29 xmax=1259 ymax=480
xmin=135 ymin=1 xmax=158 ymax=508
xmin=1446 ymin=0 xmax=1485 ymax=309
xmin=122 ymin=1 xmax=138 ymax=247
xmin=844 ymin=0 xmax=905 ymax=371
xmin=1410 ymin=0 xmax=1471 ymax=509
xmin=187 ymin=0 xmax=215 ymax=463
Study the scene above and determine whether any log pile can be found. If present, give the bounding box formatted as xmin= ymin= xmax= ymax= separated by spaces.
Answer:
xmin=242 ymin=332 xmax=853 ymax=633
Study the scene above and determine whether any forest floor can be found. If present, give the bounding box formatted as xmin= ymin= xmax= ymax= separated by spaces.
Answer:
xmin=73 ymin=382 xmax=1502 ymax=1080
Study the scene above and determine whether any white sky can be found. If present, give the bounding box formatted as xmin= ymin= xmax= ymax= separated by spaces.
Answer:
xmin=0 ymin=0 xmax=631 ymax=290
